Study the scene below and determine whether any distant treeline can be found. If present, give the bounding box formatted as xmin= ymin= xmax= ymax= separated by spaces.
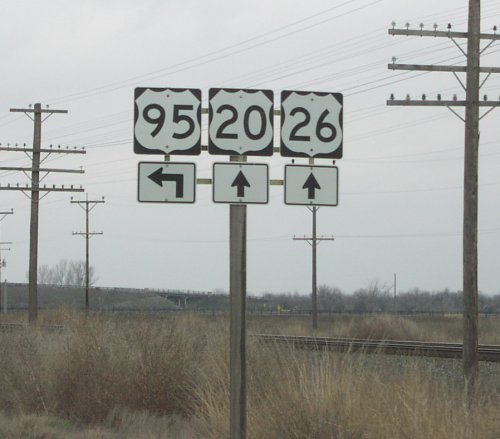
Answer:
xmin=260 ymin=282 xmax=500 ymax=314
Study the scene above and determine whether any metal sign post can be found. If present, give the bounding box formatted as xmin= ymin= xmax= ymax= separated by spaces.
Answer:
xmin=229 ymin=199 xmax=247 ymax=439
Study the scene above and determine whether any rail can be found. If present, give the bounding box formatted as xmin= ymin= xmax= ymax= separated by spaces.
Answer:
xmin=0 ymin=323 xmax=64 ymax=333
xmin=253 ymin=334 xmax=500 ymax=362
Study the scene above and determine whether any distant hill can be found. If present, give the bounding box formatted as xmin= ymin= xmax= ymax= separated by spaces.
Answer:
xmin=2 ymin=283 xmax=179 ymax=311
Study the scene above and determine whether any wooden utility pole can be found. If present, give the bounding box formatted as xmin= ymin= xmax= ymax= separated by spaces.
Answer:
xmin=293 ymin=206 xmax=334 ymax=329
xmin=0 ymin=238 xmax=12 ymax=313
xmin=393 ymin=273 xmax=397 ymax=312
xmin=71 ymin=195 xmax=104 ymax=314
xmin=386 ymin=1 xmax=498 ymax=397
xmin=463 ymin=0 xmax=481 ymax=399
xmin=1 ymin=103 xmax=86 ymax=323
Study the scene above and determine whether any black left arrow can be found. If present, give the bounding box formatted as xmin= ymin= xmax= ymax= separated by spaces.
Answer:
xmin=231 ymin=171 xmax=251 ymax=197
xmin=148 ymin=167 xmax=184 ymax=198
xmin=302 ymin=173 xmax=321 ymax=199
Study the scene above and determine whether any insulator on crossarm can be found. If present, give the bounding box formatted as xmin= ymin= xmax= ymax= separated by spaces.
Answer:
xmin=392 ymin=56 xmax=397 ymax=64
xmin=433 ymin=23 xmax=438 ymax=31
xmin=405 ymin=22 xmax=410 ymax=30
xmin=484 ymin=94 xmax=488 ymax=101
xmin=390 ymin=93 xmax=395 ymax=100
xmin=419 ymin=23 xmax=424 ymax=30
xmin=447 ymin=23 xmax=452 ymax=31
xmin=422 ymin=94 xmax=426 ymax=100
xmin=391 ymin=21 xmax=396 ymax=29
xmin=406 ymin=94 xmax=411 ymax=101
xmin=494 ymin=25 xmax=497 ymax=33
xmin=453 ymin=94 xmax=457 ymax=101
xmin=437 ymin=94 xmax=442 ymax=101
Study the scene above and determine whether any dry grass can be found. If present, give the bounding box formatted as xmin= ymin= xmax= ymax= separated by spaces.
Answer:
xmin=0 ymin=311 xmax=498 ymax=438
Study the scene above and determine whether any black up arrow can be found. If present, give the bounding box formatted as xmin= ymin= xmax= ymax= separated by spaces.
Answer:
xmin=148 ymin=168 xmax=184 ymax=198
xmin=231 ymin=171 xmax=250 ymax=197
xmin=302 ymin=173 xmax=321 ymax=199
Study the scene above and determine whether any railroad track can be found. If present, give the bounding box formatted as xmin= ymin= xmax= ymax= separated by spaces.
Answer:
xmin=0 ymin=323 xmax=64 ymax=333
xmin=253 ymin=334 xmax=500 ymax=362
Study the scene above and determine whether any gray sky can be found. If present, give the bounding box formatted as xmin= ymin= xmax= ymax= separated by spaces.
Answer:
xmin=1 ymin=0 xmax=499 ymax=296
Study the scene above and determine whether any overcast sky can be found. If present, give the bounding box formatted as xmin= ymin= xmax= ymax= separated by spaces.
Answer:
xmin=1 ymin=0 xmax=500 ymax=296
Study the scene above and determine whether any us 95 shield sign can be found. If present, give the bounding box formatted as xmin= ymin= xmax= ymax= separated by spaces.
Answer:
xmin=134 ymin=88 xmax=202 ymax=155
xmin=280 ymin=90 xmax=343 ymax=159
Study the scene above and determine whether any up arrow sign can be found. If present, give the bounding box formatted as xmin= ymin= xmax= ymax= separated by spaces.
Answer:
xmin=284 ymin=165 xmax=338 ymax=206
xmin=302 ymin=173 xmax=321 ymax=199
xmin=213 ymin=163 xmax=269 ymax=204
xmin=148 ymin=167 xmax=184 ymax=198
xmin=231 ymin=171 xmax=251 ymax=197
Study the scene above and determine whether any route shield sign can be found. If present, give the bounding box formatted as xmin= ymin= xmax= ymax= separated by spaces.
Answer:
xmin=280 ymin=90 xmax=343 ymax=159
xmin=284 ymin=165 xmax=338 ymax=206
xmin=138 ymin=162 xmax=196 ymax=203
xmin=134 ymin=88 xmax=202 ymax=155
xmin=208 ymin=88 xmax=274 ymax=156
xmin=213 ymin=163 xmax=269 ymax=204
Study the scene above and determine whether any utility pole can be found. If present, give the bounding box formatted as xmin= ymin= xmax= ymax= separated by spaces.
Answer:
xmin=0 ymin=103 xmax=86 ymax=323
xmin=386 ymin=2 xmax=499 ymax=398
xmin=0 ymin=242 xmax=12 ymax=314
xmin=393 ymin=273 xmax=397 ymax=312
xmin=71 ymin=194 xmax=104 ymax=314
xmin=0 ymin=210 xmax=13 ymax=314
xmin=293 ymin=206 xmax=334 ymax=330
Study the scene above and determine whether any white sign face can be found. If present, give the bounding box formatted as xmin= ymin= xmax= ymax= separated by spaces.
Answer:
xmin=138 ymin=162 xmax=196 ymax=203
xmin=134 ymin=88 xmax=201 ymax=155
xmin=213 ymin=163 xmax=269 ymax=204
xmin=281 ymin=90 xmax=343 ymax=158
xmin=208 ymin=88 xmax=274 ymax=156
xmin=284 ymin=165 xmax=338 ymax=206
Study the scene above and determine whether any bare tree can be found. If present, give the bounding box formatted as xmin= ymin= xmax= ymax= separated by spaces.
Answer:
xmin=36 ymin=259 xmax=96 ymax=286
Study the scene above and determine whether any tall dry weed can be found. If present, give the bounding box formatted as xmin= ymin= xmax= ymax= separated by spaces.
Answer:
xmin=196 ymin=334 xmax=500 ymax=439
xmin=51 ymin=314 xmax=203 ymax=423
